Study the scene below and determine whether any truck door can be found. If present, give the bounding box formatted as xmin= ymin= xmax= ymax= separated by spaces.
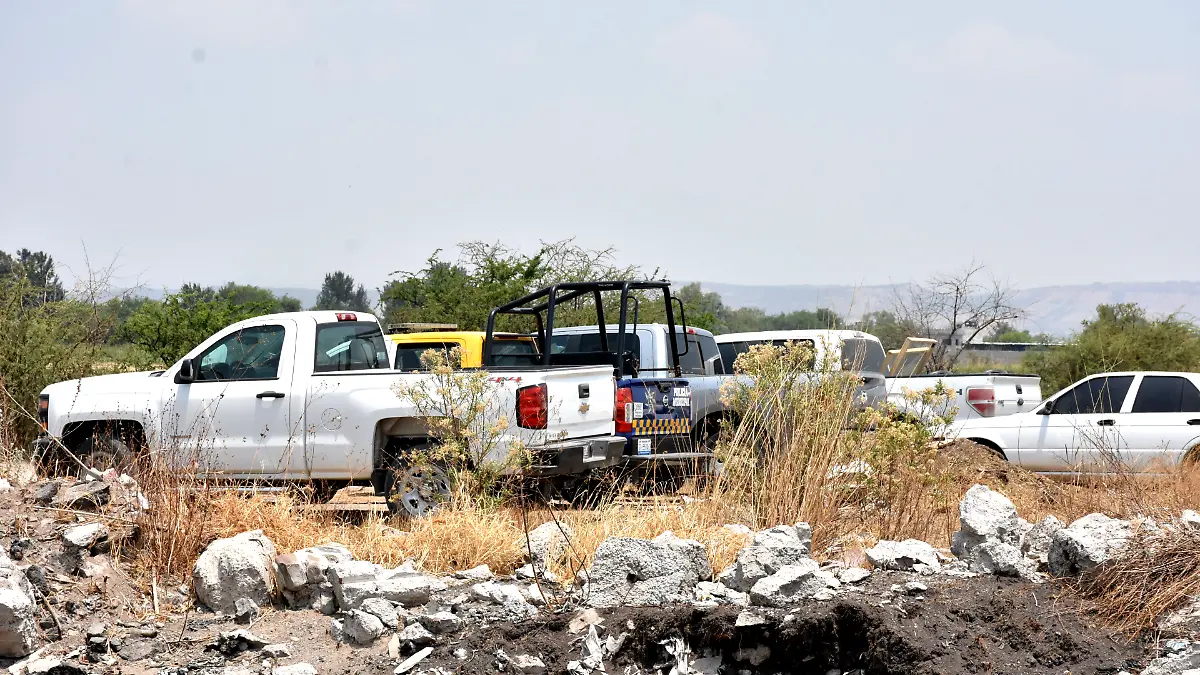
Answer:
xmin=163 ymin=319 xmax=298 ymax=476
xmin=1120 ymin=375 xmax=1200 ymax=469
xmin=1018 ymin=375 xmax=1133 ymax=472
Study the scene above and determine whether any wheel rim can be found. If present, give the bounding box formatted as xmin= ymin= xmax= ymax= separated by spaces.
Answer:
xmin=391 ymin=464 xmax=452 ymax=518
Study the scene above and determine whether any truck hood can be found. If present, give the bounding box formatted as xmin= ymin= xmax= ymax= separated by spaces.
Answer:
xmin=43 ymin=370 xmax=165 ymax=398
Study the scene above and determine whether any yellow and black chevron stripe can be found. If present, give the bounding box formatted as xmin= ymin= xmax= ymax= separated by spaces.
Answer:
xmin=630 ymin=418 xmax=691 ymax=435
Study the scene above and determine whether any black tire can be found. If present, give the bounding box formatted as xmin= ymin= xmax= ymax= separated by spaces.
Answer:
xmin=381 ymin=456 xmax=452 ymax=518
xmin=74 ymin=430 xmax=137 ymax=479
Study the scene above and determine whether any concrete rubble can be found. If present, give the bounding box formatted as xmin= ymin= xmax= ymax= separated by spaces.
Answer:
xmin=192 ymin=530 xmax=278 ymax=615
xmin=0 ymin=467 xmax=1183 ymax=673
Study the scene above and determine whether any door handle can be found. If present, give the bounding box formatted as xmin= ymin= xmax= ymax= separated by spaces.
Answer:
xmin=1096 ymin=419 xmax=1115 ymax=426
xmin=256 ymin=391 xmax=285 ymax=399
xmin=1189 ymin=419 xmax=1200 ymax=426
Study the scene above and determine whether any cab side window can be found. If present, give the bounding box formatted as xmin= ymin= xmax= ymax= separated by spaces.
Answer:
xmin=394 ymin=342 xmax=457 ymax=371
xmin=196 ymin=325 xmax=286 ymax=381
xmin=1132 ymin=376 xmax=1200 ymax=413
xmin=1053 ymin=376 xmax=1134 ymax=415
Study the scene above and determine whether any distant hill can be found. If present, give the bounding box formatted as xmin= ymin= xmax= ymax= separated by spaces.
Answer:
xmin=696 ymin=281 xmax=1200 ymax=338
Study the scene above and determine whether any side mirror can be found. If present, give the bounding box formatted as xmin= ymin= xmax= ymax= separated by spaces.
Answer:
xmin=176 ymin=358 xmax=195 ymax=384
xmin=704 ymin=355 xmax=720 ymax=376
xmin=1036 ymin=400 xmax=1054 ymax=415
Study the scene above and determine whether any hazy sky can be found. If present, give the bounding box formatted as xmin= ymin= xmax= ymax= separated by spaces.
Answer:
xmin=2 ymin=1 xmax=1197 ymax=294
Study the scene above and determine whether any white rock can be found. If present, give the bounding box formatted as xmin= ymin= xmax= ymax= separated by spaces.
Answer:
xmin=514 ymin=564 xmax=561 ymax=583
xmin=359 ymin=597 xmax=399 ymax=629
xmin=272 ymin=664 xmax=317 ymax=675
xmin=454 ymin=564 xmax=493 ymax=581
xmin=587 ymin=536 xmax=711 ymax=608
xmin=971 ymin=541 xmax=1040 ymax=581
xmin=62 ymin=522 xmax=108 ymax=550
xmin=342 ymin=609 xmax=385 ymax=645
xmin=950 ymin=484 xmax=1021 ymax=559
xmin=751 ymin=523 xmax=811 ymax=553
xmin=735 ymin=610 xmax=768 ymax=627
xmin=0 ymin=562 xmax=38 ymax=657
xmin=1021 ymin=515 xmax=1064 ymax=562
xmin=865 ymin=539 xmax=941 ymax=572
xmin=838 ymin=567 xmax=871 ymax=584
xmin=1047 ymin=513 xmax=1134 ymax=577
xmin=263 ymin=643 xmax=292 ymax=658
xmin=511 ymin=654 xmax=547 ymax=675
xmin=1182 ymin=510 xmax=1200 ymax=530
xmin=522 ymin=522 xmax=573 ymax=568
xmin=397 ymin=622 xmax=435 ymax=647
xmin=418 ymin=611 xmax=463 ymax=634
xmin=191 ymin=530 xmax=277 ymax=615
xmin=716 ymin=545 xmax=811 ymax=593
xmin=748 ymin=560 xmax=832 ymax=607
xmin=377 ymin=575 xmax=447 ymax=607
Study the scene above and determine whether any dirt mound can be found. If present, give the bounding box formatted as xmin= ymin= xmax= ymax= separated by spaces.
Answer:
xmin=437 ymin=573 xmax=1147 ymax=675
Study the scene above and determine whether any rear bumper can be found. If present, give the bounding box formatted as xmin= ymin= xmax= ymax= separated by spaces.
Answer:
xmin=525 ymin=436 xmax=626 ymax=476
xmin=620 ymin=433 xmax=711 ymax=463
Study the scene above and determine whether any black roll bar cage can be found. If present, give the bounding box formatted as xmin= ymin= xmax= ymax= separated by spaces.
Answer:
xmin=482 ymin=280 xmax=685 ymax=378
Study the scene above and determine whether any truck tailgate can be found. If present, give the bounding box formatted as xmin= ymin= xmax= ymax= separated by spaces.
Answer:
xmin=534 ymin=366 xmax=616 ymax=439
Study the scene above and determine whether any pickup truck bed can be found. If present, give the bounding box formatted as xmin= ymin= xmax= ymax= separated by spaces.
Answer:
xmin=886 ymin=372 xmax=1043 ymax=422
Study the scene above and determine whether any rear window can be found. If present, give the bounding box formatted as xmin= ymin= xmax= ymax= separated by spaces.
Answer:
xmin=489 ymin=338 xmax=538 ymax=367
xmin=679 ymin=334 xmax=703 ymax=375
xmin=841 ymin=338 xmax=886 ymax=374
xmin=395 ymin=342 xmax=456 ymax=371
xmin=719 ymin=339 xmax=817 ymax=372
xmin=314 ymin=322 xmax=390 ymax=373
xmin=717 ymin=343 xmax=739 ymax=374
xmin=550 ymin=332 xmax=642 ymax=358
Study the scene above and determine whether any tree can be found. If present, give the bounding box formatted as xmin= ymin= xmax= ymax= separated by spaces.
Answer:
xmin=0 ymin=249 xmax=66 ymax=305
xmin=120 ymin=285 xmax=277 ymax=364
xmin=314 ymin=272 xmax=372 ymax=313
xmin=217 ymin=282 xmax=303 ymax=314
xmin=0 ymin=276 xmax=109 ymax=447
xmin=380 ymin=239 xmax=653 ymax=332
xmin=675 ymin=283 xmax=725 ymax=333
xmin=854 ymin=310 xmax=917 ymax=352
xmin=892 ymin=263 xmax=1023 ymax=370
xmin=1024 ymin=303 xmax=1200 ymax=394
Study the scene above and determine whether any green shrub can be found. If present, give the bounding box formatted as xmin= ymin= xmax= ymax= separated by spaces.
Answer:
xmin=0 ymin=278 xmax=106 ymax=450
xmin=1024 ymin=303 xmax=1200 ymax=394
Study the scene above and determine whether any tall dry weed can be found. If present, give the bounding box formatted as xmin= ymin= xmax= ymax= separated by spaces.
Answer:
xmin=710 ymin=340 xmax=959 ymax=548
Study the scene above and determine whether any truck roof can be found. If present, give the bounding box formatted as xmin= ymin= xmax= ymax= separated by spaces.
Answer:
xmin=223 ymin=310 xmax=381 ymax=329
xmin=551 ymin=323 xmax=716 ymax=338
xmin=714 ymin=329 xmax=879 ymax=344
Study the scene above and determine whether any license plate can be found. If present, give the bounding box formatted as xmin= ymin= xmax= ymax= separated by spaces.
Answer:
xmin=637 ymin=438 xmax=652 ymax=455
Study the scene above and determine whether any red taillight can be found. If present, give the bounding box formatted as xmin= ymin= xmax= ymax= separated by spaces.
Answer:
xmin=615 ymin=387 xmax=633 ymax=434
xmin=335 ymin=312 xmax=357 ymax=321
xmin=37 ymin=395 xmax=49 ymax=431
xmin=967 ymin=387 xmax=996 ymax=417
xmin=517 ymin=384 xmax=548 ymax=429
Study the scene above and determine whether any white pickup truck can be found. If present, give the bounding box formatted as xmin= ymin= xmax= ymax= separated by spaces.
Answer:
xmin=886 ymin=371 xmax=1043 ymax=422
xmin=34 ymin=310 xmax=625 ymax=514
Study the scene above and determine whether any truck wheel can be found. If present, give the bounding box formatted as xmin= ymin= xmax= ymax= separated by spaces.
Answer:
xmin=74 ymin=431 xmax=137 ymax=479
xmin=383 ymin=460 xmax=452 ymax=518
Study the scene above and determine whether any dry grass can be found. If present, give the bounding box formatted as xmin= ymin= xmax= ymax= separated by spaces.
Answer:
xmin=1075 ymin=526 xmax=1200 ymax=635
xmin=125 ymin=342 xmax=1200 ymax=611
